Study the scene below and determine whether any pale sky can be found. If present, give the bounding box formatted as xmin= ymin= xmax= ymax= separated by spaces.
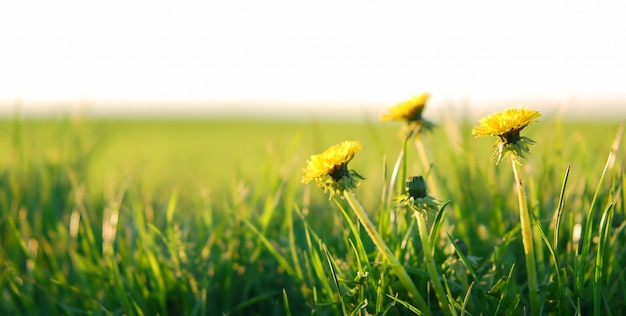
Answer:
xmin=1 ymin=0 xmax=625 ymax=117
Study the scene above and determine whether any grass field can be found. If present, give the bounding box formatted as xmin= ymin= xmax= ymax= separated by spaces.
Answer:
xmin=0 ymin=113 xmax=625 ymax=315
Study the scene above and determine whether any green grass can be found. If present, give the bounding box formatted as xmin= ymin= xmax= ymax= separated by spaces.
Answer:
xmin=0 ymin=114 xmax=625 ymax=315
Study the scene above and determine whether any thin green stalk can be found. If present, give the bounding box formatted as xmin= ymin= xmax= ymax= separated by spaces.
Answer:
xmin=595 ymin=201 xmax=615 ymax=316
xmin=386 ymin=135 xmax=410 ymax=201
xmin=385 ymin=136 xmax=410 ymax=256
xmin=415 ymin=209 xmax=451 ymax=316
xmin=282 ymin=289 xmax=292 ymax=316
xmin=343 ymin=190 xmax=431 ymax=315
xmin=385 ymin=144 xmax=405 ymax=239
xmin=414 ymin=137 xmax=440 ymax=199
xmin=511 ymin=159 xmax=540 ymax=315
xmin=388 ymin=135 xmax=410 ymax=201
xmin=551 ymin=165 xmax=570 ymax=251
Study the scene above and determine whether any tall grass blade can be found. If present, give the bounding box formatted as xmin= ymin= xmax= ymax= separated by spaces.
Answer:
xmin=594 ymin=200 xmax=615 ymax=316
xmin=576 ymin=125 xmax=623 ymax=295
xmin=429 ymin=200 xmax=451 ymax=249
xmin=283 ymin=289 xmax=292 ymax=316
xmin=551 ymin=164 xmax=570 ymax=250
xmin=533 ymin=212 xmax=569 ymax=315
xmin=321 ymin=242 xmax=348 ymax=316
xmin=460 ymin=282 xmax=475 ymax=316
xmin=386 ymin=136 xmax=410 ymax=208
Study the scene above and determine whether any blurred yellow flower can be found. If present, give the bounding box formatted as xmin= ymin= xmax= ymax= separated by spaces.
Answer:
xmin=381 ymin=93 xmax=435 ymax=138
xmin=381 ymin=93 xmax=430 ymax=122
xmin=302 ymin=140 xmax=364 ymax=196
xmin=472 ymin=107 xmax=540 ymax=164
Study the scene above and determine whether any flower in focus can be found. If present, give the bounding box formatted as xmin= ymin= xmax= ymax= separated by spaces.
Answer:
xmin=472 ymin=107 xmax=540 ymax=164
xmin=302 ymin=140 xmax=364 ymax=197
xmin=398 ymin=176 xmax=439 ymax=214
xmin=381 ymin=93 xmax=435 ymax=138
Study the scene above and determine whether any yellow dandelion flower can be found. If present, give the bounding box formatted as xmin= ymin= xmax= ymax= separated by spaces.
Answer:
xmin=472 ymin=107 xmax=540 ymax=138
xmin=381 ymin=93 xmax=435 ymax=138
xmin=381 ymin=93 xmax=430 ymax=122
xmin=302 ymin=140 xmax=364 ymax=197
xmin=472 ymin=107 xmax=540 ymax=164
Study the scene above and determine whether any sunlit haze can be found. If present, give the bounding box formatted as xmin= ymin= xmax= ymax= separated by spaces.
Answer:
xmin=1 ymin=0 xmax=625 ymax=119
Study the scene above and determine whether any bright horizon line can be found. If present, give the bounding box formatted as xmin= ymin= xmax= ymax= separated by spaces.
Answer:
xmin=1 ymin=93 xmax=625 ymax=121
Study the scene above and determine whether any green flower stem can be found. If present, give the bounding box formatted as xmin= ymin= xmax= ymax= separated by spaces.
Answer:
xmin=414 ymin=137 xmax=440 ymax=198
xmin=386 ymin=136 xmax=409 ymax=209
xmin=415 ymin=209 xmax=451 ymax=316
xmin=343 ymin=190 xmax=431 ymax=315
xmin=511 ymin=159 xmax=540 ymax=315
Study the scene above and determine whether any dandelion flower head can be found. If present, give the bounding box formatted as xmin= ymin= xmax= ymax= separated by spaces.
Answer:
xmin=472 ymin=107 xmax=540 ymax=139
xmin=472 ymin=107 xmax=540 ymax=164
xmin=381 ymin=93 xmax=435 ymax=138
xmin=302 ymin=140 xmax=364 ymax=197
xmin=381 ymin=93 xmax=430 ymax=122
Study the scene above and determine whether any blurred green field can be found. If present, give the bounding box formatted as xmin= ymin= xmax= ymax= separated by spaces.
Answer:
xmin=1 ymin=118 xmax=418 ymax=207
xmin=0 ymin=119 xmax=386 ymax=187
xmin=3 ymin=117 xmax=620 ymax=204
xmin=0 ymin=115 xmax=625 ymax=315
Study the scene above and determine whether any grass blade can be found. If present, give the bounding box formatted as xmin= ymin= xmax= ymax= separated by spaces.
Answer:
xmin=576 ymin=126 xmax=623 ymax=295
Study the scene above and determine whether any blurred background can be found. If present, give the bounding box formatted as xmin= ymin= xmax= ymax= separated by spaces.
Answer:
xmin=1 ymin=0 xmax=625 ymax=120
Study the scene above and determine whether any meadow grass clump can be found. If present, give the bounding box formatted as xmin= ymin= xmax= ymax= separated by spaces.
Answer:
xmin=0 ymin=109 xmax=625 ymax=315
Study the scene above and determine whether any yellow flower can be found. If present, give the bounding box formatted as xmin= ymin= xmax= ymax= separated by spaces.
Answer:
xmin=472 ymin=107 xmax=540 ymax=138
xmin=381 ymin=93 xmax=435 ymax=138
xmin=381 ymin=93 xmax=430 ymax=122
xmin=472 ymin=107 xmax=540 ymax=164
xmin=302 ymin=140 xmax=364 ymax=197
